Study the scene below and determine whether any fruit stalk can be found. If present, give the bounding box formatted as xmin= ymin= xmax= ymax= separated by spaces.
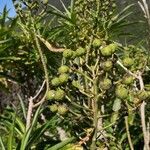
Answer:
xmin=90 ymin=76 xmax=99 ymax=150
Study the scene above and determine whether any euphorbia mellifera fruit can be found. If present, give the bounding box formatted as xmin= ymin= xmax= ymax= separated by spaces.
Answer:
xmin=76 ymin=47 xmax=86 ymax=57
xmin=137 ymin=90 xmax=150 ymax=101
xmin=122 ymin=57 xmax=134 ymax=68
xmin=58 ymin=65 xmax=69 ymax=74
xmin=72 ymin=80 xmax=81 ymax=89
xmin=100 ymin=78 xmax=112 ymax=90
xmin=109 ymin=43 xmax=118 ymax=53
xmin=116 ymin=85 xmax=128 ymax=99
xmin=92 ymin=38 xmax=102 ymax=47
xmin=123 ymin=76 xmax=134 ymax=85
xmin=63 ymin=49 xmax=73 ymax=58
xmin=51 ymin=77 xmax=60 ymax=86
xmin=101 ymin=46 xmax=112 ymax=56
xmin=102 ymin=60 xmax=113 ymax=71
xmin=46 ymin=90 xmax=55 ymax=100
xmin=57 ymin=105 xmax=68 ymax=115
xmin=101 ymin=43 xmax=118 ymax=56
xmin=54 ymin=89 xmax=65 ymax=100
xmin=59 ymin=73 xmax=69 ymax=84
xmin=49 ymin=104 xmax=58 ymax=112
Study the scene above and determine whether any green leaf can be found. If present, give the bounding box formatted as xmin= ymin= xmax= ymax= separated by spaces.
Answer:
xmin=112 ymin=4 xmax=135 ymax=22
xmin=0 ymin=39 xmax=11 ymax=44
xmin=59 ymin=0 xmax=71 ymax=18
xmin=47 ymin=137 xmax=75 ymax=150
xmin=0 ymin=136 xmax=6 ymax=150
xmin=17 ymin=94 xmax=27 ymax=120
xmin=0 ymin=56 xmax=21 ymax=60
xmin=11 ymin=113 xmax=25 ymax=134
xmin=7 ymin=112 xmax=16 ymax=150
xmin=20 ymin=105 xmax=42 ymax=150
xmin=0 ymin=5 xmax=8 ymax=28
xmin=26 ymin=115 xmax=58 ymax=149
xmin=0 ymin=115 xmax=23 ymax=139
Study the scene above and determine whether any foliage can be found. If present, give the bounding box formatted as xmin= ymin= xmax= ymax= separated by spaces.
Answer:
xmin=0 ymin=0 xmax=150 ymax=150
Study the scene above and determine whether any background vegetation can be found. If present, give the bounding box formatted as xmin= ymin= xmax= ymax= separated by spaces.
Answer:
xmin=0 ymin=0 xmax=150 ymax=149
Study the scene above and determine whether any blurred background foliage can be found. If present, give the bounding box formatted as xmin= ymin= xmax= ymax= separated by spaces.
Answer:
xmin=0 ymin=0 xmax=150 ymax=150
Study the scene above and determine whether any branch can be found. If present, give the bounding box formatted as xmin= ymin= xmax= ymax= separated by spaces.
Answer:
xmin=37 ymin=35 xmax=65 ymax=52
xmin=116 ymin=61 xmax=138 ymax=78
xmin=26 ymin=97 xmax=33 ymax=130
xmin=33 ymin=34 xmax=49 ymax=108
xmin=140 ymin=101 xmax=149 ymax=150
xmin=117 ymin=61 xmax=149 ymax=149
xmin=138 ymin=72 xmax=149 ymax=150
xmin=32 ymin=80 xmax=46 ymax=100
xmin=125 ymin=116 xmax=134 ymax=150
xmin=137 ymin=72 xmax=144 ymax=90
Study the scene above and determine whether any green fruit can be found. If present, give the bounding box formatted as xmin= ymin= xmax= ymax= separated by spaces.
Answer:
xmin=71 ymin=51 xmax=77 ymax=59
xmin=100 ymin=78 xmax=112 ymax=90
xmin=58 ymin=105 xmax=68 ymax=115
xmin=101 ymin=46 xmax=112 ymax=56
xmin=137 ymin=90 xmax=150 ymax=101
xmin=92 ymin=38 xmax=102 ymax=47
xmin=102 ymin=60 xmax=113 ymax=71
xmin=63 ymin=49 xmax=73 ymax=58
xmin=58 ymin=65 xmax=69 ymax=74
xmin=49 ymin=104 xmax=58 ymax=112
xmin=46 ymin=90 xmax=55 ymax=100
xmin=116 ymin=86 xmax=128 ymax=99
xmin=109 ymin=43 xmax=118 ymax=53
xmin=54 ymin=89 xmax=65 ymax=100
xmin=76 ymin=47 xmax=86 ymax=56
xmin=51 ymin=77 xmax=60 ymax=86
xmin=112 ymin=3 xmax=117 ymax=8
xmin=72 ymin=80 xmax=81 ymax=89
xmin=122 ymin=57 xmax=134 ymax=67
xmin=123 ymin=76 xmax=134 ymax=85
xmin=59 ymin=73 xmax=69 ymax=83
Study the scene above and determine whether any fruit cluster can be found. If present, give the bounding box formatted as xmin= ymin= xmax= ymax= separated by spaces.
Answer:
xmin=90 ymin=38 xmax=150 ymax=105
xmin=46 ymin=65 xmax=71 ymax=115
xmin=63 ymin=47 xmax=86 ymax=59
xmin=49 ymin=104 xmax=68 ymax=115
xmin=51 ymin=65 xmax=70 ymax=86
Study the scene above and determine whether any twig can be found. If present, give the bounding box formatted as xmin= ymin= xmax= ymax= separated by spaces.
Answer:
xmin=117 ymin=61 xmax=149 ymax=149
xmin=138 ymin=72 xmax=149 ymax=150
xmin=33 ymin=33 xmax=49 ymax=108
xmin=37 ymin=35 xmax=65 ymax=52
xmin=32 ymin=80 xmax=46 ymax=100
xmin=97 ymin=121 xmax=116 ymax=133
xmin=26 ymin=80 xmax=46 ymax=128
xmin=79 ymin=89 xmax=93 ymax=98
xmin=90 ymin=76 xmax=99 ymax=149
xmin=140 ymin=101 xmax=149 ymax=150
xmin=137 ymin=72 xmax=144 ymax=90
xmin=65 ymin=95 xmax=92 ymax=111
xmin=147 ymin=119 xmax=150 ymax=147
xmin=75 ymin=69 xmax=93 ymax=82
xmin=116 ymin=60 xmax=138 ymax=78
xmin=138 ymin=2 xmax=150 ymax=148
xmin=125 ymin=116 xmax=134 ymax=150
xmin=85 ymin=36 xmax=93 ymax=66
xmin=26 ymin=97 xmax=33 ymax=131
